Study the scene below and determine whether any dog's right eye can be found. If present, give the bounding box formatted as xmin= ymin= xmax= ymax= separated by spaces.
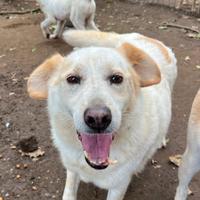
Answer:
xmin=66 ymin=75 xmax=81 ymax=84
xmin=109 ymin=74 xmax=123 ymax=85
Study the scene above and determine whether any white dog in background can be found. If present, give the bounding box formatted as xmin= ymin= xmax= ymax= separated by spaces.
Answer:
xmin=37 ymin=0 xmax=98 ymax=39
xmin=175 ymin=89 xmax=200 ymax=200
xmin=28 ymin=30 xmax=177 ymax=200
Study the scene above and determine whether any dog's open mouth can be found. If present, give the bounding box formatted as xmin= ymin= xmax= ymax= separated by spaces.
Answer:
xmin=78 ymin=132 xmax=115 ymax=170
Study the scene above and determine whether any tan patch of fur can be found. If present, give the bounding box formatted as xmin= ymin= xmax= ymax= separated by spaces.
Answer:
xmin=139 ymin=35 xmax=171 ymax=64
xmin=129 ymin=68 xmax=140 ymax=96
xmin=78 ymin=30 xmax=117 ymax=40
xmin=63 ymin=30 xmax=119 ymax=48
xmin=27 ymin=54 xmax=63 ymax=100
xmin=190 ymin=89 xmax=200 ymax=124
xmin=118 ymin=43 xmax=161 ymax=87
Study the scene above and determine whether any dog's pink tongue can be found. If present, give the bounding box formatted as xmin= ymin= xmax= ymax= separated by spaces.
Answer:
xmin=79 ymin=133 xmax=112 ymax=165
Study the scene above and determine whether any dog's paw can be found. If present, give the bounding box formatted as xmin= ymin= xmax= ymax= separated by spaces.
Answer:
xmin=49 ymin=34 xmax=59 ymax=39
xmin=46 ymin=33 xmax=50 ymax=39
xmin=62 ymin=196 xmax=76 ymax=200
xmin=62 ymin=194 xmax=76 ymax=200
xmin=41 ymin=30 xmax=50 ymax=39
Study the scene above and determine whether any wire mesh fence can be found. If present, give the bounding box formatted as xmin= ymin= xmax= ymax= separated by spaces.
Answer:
xmin=128 ymin=0 xmax=200 ymax=16
xmin=0 ymin=0 xmax=199 ymax=16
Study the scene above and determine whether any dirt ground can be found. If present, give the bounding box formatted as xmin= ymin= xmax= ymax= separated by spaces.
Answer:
xmin=0 ymin=0 xmax=200 ymax=199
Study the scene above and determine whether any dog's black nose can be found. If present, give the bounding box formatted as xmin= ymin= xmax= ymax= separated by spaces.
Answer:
xmin=84 ymin=106 xmax=112 ymax=132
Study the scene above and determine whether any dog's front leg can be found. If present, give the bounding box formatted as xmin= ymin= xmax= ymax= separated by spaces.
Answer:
xmin=106 ymin=179 xmax=130 ymax=200
xmin=62 ymin=170 xmax=80 ymax=200
xmin=50 ymin=20 xmax=66 ymax=39
xmin=70 ymin=8 xmax=86 ymax=30
xmin=86 ymin=13 xmax=99 ymax=31
xmin=40 ymin=17 xmax=54 ymax=39
xmin=57 ymin=20 xmax=68 ymax=38
xmin=49 ymin=20 xmax=62 ymax=39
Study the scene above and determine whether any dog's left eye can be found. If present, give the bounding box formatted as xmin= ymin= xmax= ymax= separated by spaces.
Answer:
xmin=109 ymin=74 xmax=123 ymax=84
xmin=66 ymin=75 xmax=81 ymax=84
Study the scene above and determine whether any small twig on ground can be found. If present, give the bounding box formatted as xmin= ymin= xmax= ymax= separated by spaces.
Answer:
xmin=161 ymin=22 xmax=200 ymax=33
xmin=0 ymin=8 xmax=40 ymax=15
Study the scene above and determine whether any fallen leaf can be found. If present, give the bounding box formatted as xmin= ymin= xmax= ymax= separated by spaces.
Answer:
xmin=169 ymin=154 xmax=182 ymax=167
xmin=19 ymin=147 xmax=45 ymax=161
xmin=9 ymin=47 xmax=16 ymax=51
xmin=16 ymin=164 xmax=21 ymax=169
xmin=16 ymin=174 xmax=21 ymax=179
xmin=187 ymin=33 xmax=197 ymax=38
xmin=32 ymin=48 xmax=37 ymax=53
xmin=0 ymin=54 xmax=6 ymax=59
xmin=196 ymin=34 xmax=200 ymax=39
xmin=151 ymin=159 xmax=162 ymax=169
xmin=191 ymin=26 xmax=198 ymax=30
xmin=184 ymin=56 xmax=191 ymax=61
xmin=9 ymin=92 xmax=15 ymax=96
xmin=182 ymin=15 xmax=190 ymax=19
xmin=10 ymin=144 xmax=17 ymax=150
xmin=158 ymin=26 xmax=168 ymax=30
xmin=186 ymin=33 xmax=200 ymax=39
xmin=23 ymin=164 xmax=28 ymax=168
xmin=196 ymin=65 xmax=200 ymax=69
xmin=32 ymin=186 xmax=37 ymax=191
xmin=5 ymin=122 xmax=11 ymax=128
xmin=188 ymin=188 xmax=193 ymax=196
xmin=4 ymin=193 xmax=9 ymax=197
xmin=12 ymin=78 xmax=18 ymax=82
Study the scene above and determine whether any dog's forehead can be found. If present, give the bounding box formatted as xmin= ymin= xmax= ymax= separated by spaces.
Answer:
xmin=64 ymin=47 xmax=130 ymax=72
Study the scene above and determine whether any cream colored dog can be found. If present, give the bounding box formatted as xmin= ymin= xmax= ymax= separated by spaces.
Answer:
xmin=37 ymin=0 xmax=98 ymax=39
xmin=28 ymin=30 xmax=177 ymax=200
xmin=175 ymin=89 xmax=200 ymax=200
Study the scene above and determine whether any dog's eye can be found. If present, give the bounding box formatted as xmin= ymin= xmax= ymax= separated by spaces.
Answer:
xmin=109 ymin=74 xmax=123 ymax=84
xmin=66 ymin=75 xmax=81 ymax=84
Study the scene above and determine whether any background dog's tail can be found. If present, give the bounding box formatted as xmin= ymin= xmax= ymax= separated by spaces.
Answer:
xmin=62 ymin=30 xmax=120 ymax=48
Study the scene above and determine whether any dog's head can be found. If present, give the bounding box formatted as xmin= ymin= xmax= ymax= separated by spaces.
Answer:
xmin=28 ymin=43 xmax=161 ymax=170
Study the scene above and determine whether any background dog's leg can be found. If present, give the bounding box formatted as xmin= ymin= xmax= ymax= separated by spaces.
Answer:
xmin=62 ymin=170 xmax=80 ymax=200
xmin=70 ymin=8 xmax=86 ymax=30
xmin=50 ymin=20 xmax=62 ymax=39
xmin=175 ymin=148 xmax=200 ymax=200
xmin=50 ymin=20 xmax=67 ymax=39
xmin=70 ymin=18 xmax=85 ymax=30
xmin=57 ymin=20 xmax=68 ymax=38
xmin=106 ymin=179 xmax=130 ymax=200
xmin=40 ymin=17 xmax=54 ymax=39
xmin=86 ymin=14 xmax=99 ymax=30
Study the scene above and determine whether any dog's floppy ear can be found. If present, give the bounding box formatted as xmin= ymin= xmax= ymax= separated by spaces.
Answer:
xmin=118 ymin=43 xmax=161 ymax=87
xmin=27 ymin=54 xmax=64 ymax=100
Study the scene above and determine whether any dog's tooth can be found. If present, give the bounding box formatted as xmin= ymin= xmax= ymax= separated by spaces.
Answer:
xmin=83 ymin=150 xmax=89 ymax=158
xmin=108 ymin=159 xmax=118 ymax=165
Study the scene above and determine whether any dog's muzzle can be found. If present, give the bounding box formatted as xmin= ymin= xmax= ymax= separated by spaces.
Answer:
xmin=77 ymin=106 xmax=116 ymax=170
